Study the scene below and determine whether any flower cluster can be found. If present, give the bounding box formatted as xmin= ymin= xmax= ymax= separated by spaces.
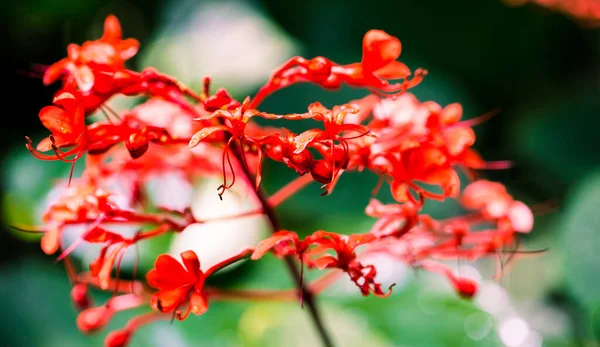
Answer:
xmin=23 ymin=15 xmax=537 ymax=346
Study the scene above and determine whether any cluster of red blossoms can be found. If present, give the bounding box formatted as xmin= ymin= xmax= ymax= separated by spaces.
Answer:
xmin=24 ymin=15 xmax=536 ymax=347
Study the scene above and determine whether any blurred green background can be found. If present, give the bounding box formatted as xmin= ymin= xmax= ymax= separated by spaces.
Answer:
xmin=1 ymin=0 xmax=599 ymax=346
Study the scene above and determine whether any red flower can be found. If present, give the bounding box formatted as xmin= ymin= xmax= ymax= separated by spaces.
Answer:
xmin=252 ymin=230 xmax=393 ymax=297
xmin=250 ymin=30 xmax=426 ymax=108
xmin=188 ymin=97 xmax=272 ymax=197
xmin=365 ymin=198 xmax=421 ymax=238
xmin=27 ymin=92 xmax=86 ymax=159
xmin=27 ymin=92 xmax=189 ymax=166
xmin=260 ymin=130 xmax=314 ymax=176
xmin=146 ymin=251 xmax=210 ymax=320
xmin=461 ymin=180 xmax=534 ymax=233
xmin=147 ymin=249 xmax=252 ymax=320
xmin=346 ymin=29 xmax=423 ymax=93
xmin=43 ymin=15 xmax=139 ymax=92
xmin=274 ymin=102 xmax=371 ymax=191
xmin=40 ymin=184 xmax=114 ymax=255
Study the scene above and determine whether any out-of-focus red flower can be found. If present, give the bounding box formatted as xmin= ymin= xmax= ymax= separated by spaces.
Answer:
xmin=43 ymin=15 xmax=139 ymax=92
xmin=253 ymin=230 xmax=393 ymax=297
xmin=461 ymin=180 xmax=534 ymax=233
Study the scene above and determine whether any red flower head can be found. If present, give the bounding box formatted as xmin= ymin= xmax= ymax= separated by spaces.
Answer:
xmin=349 ymin=29 xmax=425 ymax=93
xmin=27 ymin=92 xmax=86 ymax=158
xmin=147 ymin=249 xmax=252 ymax=320
xmin=188 ymin=97 xmax=273 ymax=196
xmin=146 ymin=251 xmax=210 ymax=320
xmin=43 ymin=15 xmax=139 ymax=92
xmin=249 ymin=30 xmax=426 ymax=109
xmin=270 ymin=102 xmax=372 ymax=193
xmin=40 ymin=183 xmax=113 ymax=255
xmin=260 ymin=130 xmax=314 ymax=176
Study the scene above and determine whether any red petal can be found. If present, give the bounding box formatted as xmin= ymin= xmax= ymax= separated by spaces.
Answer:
xmin=444 ymin=126 xmax=475 ymax=156
xmin=507 ymin=201 xmax=534 ymax=233
xmin=41 ymin=227 xmax=60 ymax=254
xmin=410 ymin=147 xmax=447 ymax=172
xmin=181 ymin=250 xmax=201 ymax=277
xmin=423 ymin=168 xmax=460 ymax=198
xmin=74 ymin=65 xmax=95 ymax=93
xmin=146 ymin=269 xmax=160 ymax=288
xmin=151 ymin=254 xmax=196 ymax=289
xmin=190 ymin=292 xmax=209 ymax=315
xmin=116 ymin=38 xmax=140 ymax=60
xmin=293 ymin=129 xmax=323 ymax=153
xmin=362 ymin=30 xmax=401 ymax=72
xmin=347 ymin=233 xmax=376 ymax=249
xmin=390 ymin=181 xmax=410 ymax=202
xmin=105 ymin=329 xmax=131 ymax=347
xmin=102 ymin=15 xmax=123 ymax=42
xmin=308 ymin=102 xmax=329 ymax=116
xmin=151 ymin=287 xmax=190 ymax=313
xmin=43 ymin=60 xmax=68 ymax=86
xmin=461 ymin=180 xmax=507 ymax=210
xmin=460 ymin=149 xmax=485 ymax=169
xmin=36 ymin=136 xmax=66 ymax=152
xmin=98 ymin=244 xmax=126 ymax=290
xmin=251 ymin=230 xmax=300 ymax=260
xmin=312 ymin=255 xmax=338 ymax=270
xmin=39 ymin=105 xmax=74 ymax=136
xmin=441 ymin=103 xmax=463 ymax=124
xmin=189 ymin=125 xmax=229 ymax=148
xmin=374 ymin=61 xmax=410 ymax=79
xmin=83 ymin=227 xmax=124 ymax=243
xmin=365 ymin=198 xmax=405 ymax=217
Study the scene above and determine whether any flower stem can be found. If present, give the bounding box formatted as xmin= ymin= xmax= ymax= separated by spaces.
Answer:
xmin=268 ymin=173 xmax=314 ymax=208
xmin=229 ymin=141 xmax=334 ymax=347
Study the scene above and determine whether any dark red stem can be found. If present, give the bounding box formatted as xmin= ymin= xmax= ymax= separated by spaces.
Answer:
xmin=229 ymin=141 xmax=334 ymax=347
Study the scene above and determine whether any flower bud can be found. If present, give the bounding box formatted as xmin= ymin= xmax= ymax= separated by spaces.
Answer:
xmin=310 ymin=159 xmax=333 ymax=184
xmin=77 ymin=306 xmax=113 ymax=333
xmin=454 ymin=278 xmax=477 ymax=299
xmin=105 ymin=329 xmax=131 ymax=347
xmin=71 ymin=283 xmax=92 ymax=310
